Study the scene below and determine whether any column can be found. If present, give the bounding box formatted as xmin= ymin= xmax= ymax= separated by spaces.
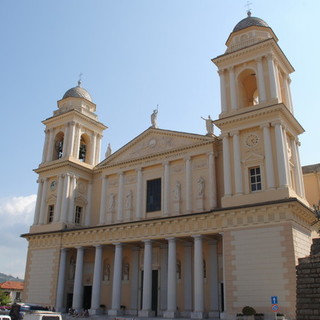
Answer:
xmin=68 ymin=121 xmax=76 ymax=157
xmin=160 ymin=244 xmax=168 ymax=314
xmin=68 ymin=175 xmax=77 ymax=223
xmin=33 ymin=179 xmax=43 ymax=225
xmin=95 ymin=134 xmax=102 ymax=165
xmin=191 ymin=235 xmax=205 ymax=319
xmin=208 ymin=152 xmax=217 ymax=209
xmin=185 ymin=157 xmax=192 ymax=213
xmin=261 ymin=124 xmax=275 ymax=189
xmin=56 ymin=248 xmax=67 ymax=312
xmin=46 ymin=128 xmax=55 ymax=162
xmin=291 ymin=138 xmax=303 ymax=197
xmin=72 ymin=247 xmax=84 ymax=312
xmin=62 ymin=124 xmax=69 ymax=158
xmin=130 ymin=247 xmax=140 ymax=314
xmin=229 ymin=67 xmax=237 ymax=110
xmin=164 ymin=161 xmax=170 ymax=216
xmin=283 ymin=75 xmax=293 ymax=112
xmin=90 ymin=245 xmax=103 ymax=314
xmin=208 ymin=240 xmax=219 ymax=317
xmin=294 ymin=139 xmax=305 ymax=198
xmin=282 ymin=127 xmax=291 ymax=186
xmin=41 ymin=129 xmax=50 ymax=163
xmin=218 ymin=69 xmax=227 ymax=113
xmin=73 ymin=124 xmax=81 ymax=159
xmin=90 ymin=132 xmax=97 ymax=165
xmin=267 ymin=54 xmax=279 ymax=101
xmin=222 ymin=133 xmax=232 ymax=196
xmin=256 ymin=57 xmax=266 ymax=103
xmin=139 ymin=240 xmax=154 ymax=317
xmin=53 ymin=174 xmax=64 ymax=222
xmin=273 ymin=121 xmax=288 ymax=187
xmin=117 ymin=172 xmax=124 ymax=222
xmin=286 ymin=76 xmax=294 ymax=113
xmin=231 ymin=131 xmax=243 ymax=195
xmin=109 ymin=243 xmax=123 ymax=315
xmin=164 ymin=238 xmax=177 ymax=318
xmin=135 ymin=169 xmax=143 ymax=219
xmin=85 ymin=182 xmax=92 ymax=226
xmin=60 ymin=174 xmax=70 ymax=223
xmin=99 ymin=176 xmax=107 ymax=225
xmin=38 ymin=178 xmax=49 ymax=225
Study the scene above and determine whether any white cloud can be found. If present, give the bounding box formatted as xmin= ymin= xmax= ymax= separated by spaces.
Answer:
xmin=0 ymin=195 xmax=36 ymax=279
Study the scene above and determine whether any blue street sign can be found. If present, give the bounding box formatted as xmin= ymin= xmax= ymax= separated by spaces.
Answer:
xmin=272 ymin=305 xmax=279 ymax=312
xmin=271 ymin=296 xmax=278 ymax=304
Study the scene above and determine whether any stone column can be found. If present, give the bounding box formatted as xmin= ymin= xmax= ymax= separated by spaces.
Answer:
xmin=191 ymin=235 xmax=205 ymax=319
xmin=272 ymin=121 xmax=288 ymax=187
xmin=164 ymin=238 xmax=177 ymax=318
xmin=286 ymin=76 xmax=294 ymax=113
xmin=33 ymin=179 xmax=43 ymax=225
xmin=68 ymin=175 xmax=77 ymax=223
xmin=56 ymin=248 xmax=67 ymax=312
xmin=90 ymin=245 xmax=103 ymax=314
xmin=160 ymin=244 xmax=168 ymax=314
xmin=109 ymin=243 xmax=123 ymax=315
xmin=54 ymin=174 xmax=64 ymax=222
xmin=185 ymin=157 xmax=192 ymax=213
xmin=73 ymin=124 xmax=81 ymax=159
xmin=208 ymin=152 xmax=217 ymax=209
xmin=90 ymin=133 xmax=97 ymax=165
xmin=229 ymin=67 xmax=237 ymax=110
xmin=256 ymin=57 xmax=266 ymax=103
xmin=117 ymin=172 xmax=124 ymax=222
xmin=85 ymin=182 xmax=92 ymax=226
xmin=183 ymin=242 xmax=193 ymax=315
xmin=68 ymin=121 xmax=76 ymax=157
xmin=282 ymin=127 xmax=291 ymax=187
xmin=293 ymin=139 xmax=305 ymax=198
xmin=164 ymin=161 xmax=170 ymax=216
xmin=46 ymin=128 xmax=55 ymax=161
xmin=267 ymin=54 xmax=279 ymax=101
xmin=60 ymin=174 xmax=70 ymax=223
xmin=99 ymin=176 xmax=107 ymax=225
xmin=208 ymin=240 xmax=219 ymax=318
xmin=72 ymin=247 xmax=84 ymax=313
xmin=135 ymin=168 xmax=143 ymax=220
xmin=222 ymin=133 xmax=232 ymax=196
xmin=218 ymin=69 xmax=227 ymax=113
xmin=38 ymin=178 xmax=48 ymax=225
xmin=231 ymin=131 xmax=242 ymax=195
xmin=95 ymin=134 xmax=102 ymax=164
xmin=62 ymin=124 xmax=69 ymax=158
xmin=129 ymin=247 xmax=140 ymax=314
xmin=291 ymin=138 xmax=303 ymax=197
xmin=261 ymin=124 xmax=275 ymax=189
xmin=41 ymin=129 xmax=50 ymax=163
xmin=139 ymin=240 xmax=154 ymax=317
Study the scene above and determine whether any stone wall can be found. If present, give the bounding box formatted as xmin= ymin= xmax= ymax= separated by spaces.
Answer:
xmin=296 ymin=238 xmax=320 ymax=320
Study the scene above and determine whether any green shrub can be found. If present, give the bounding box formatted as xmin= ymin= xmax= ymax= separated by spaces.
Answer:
xmin=242 ymin=306 xmax=256 ymax=316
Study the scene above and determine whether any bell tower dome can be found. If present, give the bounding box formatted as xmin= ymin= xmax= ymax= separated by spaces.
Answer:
xmin=212 ymin=13 xmax=306 ymax=208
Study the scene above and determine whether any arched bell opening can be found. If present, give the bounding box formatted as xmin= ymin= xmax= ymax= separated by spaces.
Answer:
xmin=238 ymin=69 xmax=259 ymax=108
xmin=53 ymin=131 xmax=64 ymax=160
xmin=78 ymin=134 xmax=90 ymax=163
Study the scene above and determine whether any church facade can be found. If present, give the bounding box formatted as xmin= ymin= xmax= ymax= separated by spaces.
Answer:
xmin=22 ymin=13 xmax=318 ymax=320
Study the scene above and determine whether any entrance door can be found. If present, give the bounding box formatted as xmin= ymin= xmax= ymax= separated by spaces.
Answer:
xmin=83 ymin=286 xmax=92 ymax=310
xmin=140 ymin=270 xmax=159 ymax=315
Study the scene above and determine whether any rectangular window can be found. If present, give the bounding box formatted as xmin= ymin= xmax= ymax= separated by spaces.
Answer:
xmin=146 ymin=178 xmax=161 ymax=212
xmin=75 ymin=206 xmax=82 ymax=224
xmin=249 ymin=166 xmax=262 ymax=192
xmin=48 ymin=205 xmax=54 ymax=223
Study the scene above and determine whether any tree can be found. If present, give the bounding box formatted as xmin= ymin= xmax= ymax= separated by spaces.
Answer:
xmin=0 ymin=289 xmax=11 ymax=306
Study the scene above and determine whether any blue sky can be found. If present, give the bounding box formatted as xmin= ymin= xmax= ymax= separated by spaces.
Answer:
xmin=0 ymin=0 xmax=319 ymax=278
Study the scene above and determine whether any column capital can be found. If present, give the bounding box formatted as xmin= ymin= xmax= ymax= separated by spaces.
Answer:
xmin=218 ymin=69 xmax=225 ymax=76
xmin=75 ymin=246 xmax=84 ymax=251
xmin=230 ymin=130 xmax=239 ymax=137
xmin=166 ymin=237 xmax=176 ymax=242
xmin=255 ymin=56 xmax=263 ymax=63
xmin=94 ymin=244 xmax=103 ymax=249
xmin=112 ymin=242 xmax=123 ymax=247
xmin=192 ymin=234 xmax=203 ymax=240
xmin=228 ymin=66 xmax=234 ymax=72
xmin=142 ymin=239 xmax=153 ymax=244
xmin=184 ymin=156 xmax=192 ymax=161
xmin=260 ymin=122 xmax=271 ymax=129
xmin=271 ymin=120 xmax=283 ymax=128
xmin=207 ymin=151 xmax=218 ymax=158
xmin=220 ymin=132 xmax=229 ymax=139
xmin=163 ymin=160 xmax=170 ymax=166
xmin=267 ymin=53 xmax=275 ymax=61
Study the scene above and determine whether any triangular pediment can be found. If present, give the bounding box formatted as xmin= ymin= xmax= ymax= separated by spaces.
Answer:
xmin=99 ymin=128 xmax=214 ymax=167
xmin=242 ymin=152 xmax=264 ymax=164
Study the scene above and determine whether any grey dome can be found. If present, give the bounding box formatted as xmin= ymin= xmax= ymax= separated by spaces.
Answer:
xmin=233 ymin=12 xmax=269 ymax=32
xmin=63 ymin=81 xmax=92 ymax=102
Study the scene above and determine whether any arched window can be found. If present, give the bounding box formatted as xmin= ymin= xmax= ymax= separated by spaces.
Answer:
xmin=53 ymin=132 xmax=64 ymax=160
xmin=238 ymin=69 xmax=259 ymax=108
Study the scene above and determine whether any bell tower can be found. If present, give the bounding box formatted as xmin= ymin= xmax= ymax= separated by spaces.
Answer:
xmin=212 ymin=12 xmax=306 ymax=208
xmin=31 ymin=81 xmax=107 ymax=233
